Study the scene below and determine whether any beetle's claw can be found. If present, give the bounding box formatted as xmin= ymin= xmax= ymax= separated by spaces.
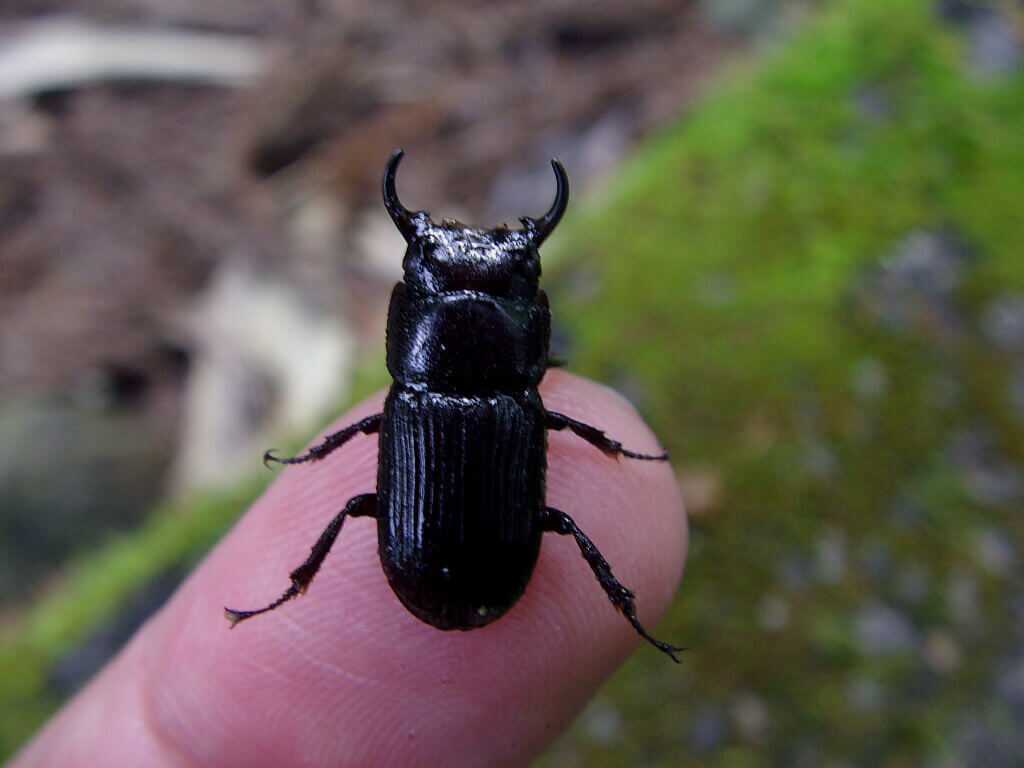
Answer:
xmin=627 ymin=615 xmax=686 ymax=662
xmin=224 ymin=607 xmax=246 ymax=628
xmin=263 ymin=449 xmax=282 ymax=468
xmin=647 ymin=637 xmax=687 ymax=663
xmin=661 ymin=644 xmax=686 ymax=664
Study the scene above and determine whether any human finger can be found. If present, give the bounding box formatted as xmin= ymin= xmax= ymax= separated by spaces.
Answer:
xmin=10 ymin=370 xmax=685 ymax=768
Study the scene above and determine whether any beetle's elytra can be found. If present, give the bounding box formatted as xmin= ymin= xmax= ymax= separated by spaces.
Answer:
xmin=225 ymin=150 xmax=681 ymax=661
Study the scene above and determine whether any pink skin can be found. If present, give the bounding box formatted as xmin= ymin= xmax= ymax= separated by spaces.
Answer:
xmin=10 ymin=371 xmax=686 ymax=768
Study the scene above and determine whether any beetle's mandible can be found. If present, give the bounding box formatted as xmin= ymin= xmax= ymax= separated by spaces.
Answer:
xmin=225 ymin=149 xmax=682 ymax=661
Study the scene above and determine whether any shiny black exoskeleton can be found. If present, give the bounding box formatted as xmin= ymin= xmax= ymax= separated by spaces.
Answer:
xmin=225 ymin=150 xmax=681 ymax=660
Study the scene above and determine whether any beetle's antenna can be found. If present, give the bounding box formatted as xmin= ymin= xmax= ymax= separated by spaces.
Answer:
xmin=522 ymin=159 xmax=569 ymax=247
xmin=383 ymin=149 xmax=418 ymax=241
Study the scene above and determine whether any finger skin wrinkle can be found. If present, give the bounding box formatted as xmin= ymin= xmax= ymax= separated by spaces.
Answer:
xmin=136 ymin=630 xmax=210 ymax=768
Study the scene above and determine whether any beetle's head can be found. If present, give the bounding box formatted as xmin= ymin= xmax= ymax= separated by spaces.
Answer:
xmin=383 ymin=150 xmax=567 ymax=300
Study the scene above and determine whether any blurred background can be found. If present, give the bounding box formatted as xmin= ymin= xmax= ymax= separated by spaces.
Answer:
xmin=1 ymin=0 xmax=1022 ymax=765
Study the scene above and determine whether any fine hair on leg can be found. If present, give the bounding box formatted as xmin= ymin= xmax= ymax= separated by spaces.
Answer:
xmin=542 ymin=506 xmax=682 ymax=662
xmin=545 ymin=411 xmax=668 ymax=461
xmin=264 ymin=413 xmax=382 ymax=467
xmin=225 ymin=494 xmax=378 ymax=626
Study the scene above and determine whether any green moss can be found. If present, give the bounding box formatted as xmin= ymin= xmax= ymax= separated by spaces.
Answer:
xmin=539 ymin=0 xmax=1024 ymax=764
xmin=0 ymin=644 xmax=55 ymax=755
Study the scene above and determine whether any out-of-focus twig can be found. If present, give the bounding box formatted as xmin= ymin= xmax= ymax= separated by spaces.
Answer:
xmin=0 ymin=16 xmax=269 ymax=101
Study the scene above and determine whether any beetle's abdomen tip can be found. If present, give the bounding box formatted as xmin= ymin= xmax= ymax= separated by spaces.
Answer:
xmin=389 ymin=585 xmax=514 ymax=631
xmin=382 ymin=560 xmax=524 ymax=631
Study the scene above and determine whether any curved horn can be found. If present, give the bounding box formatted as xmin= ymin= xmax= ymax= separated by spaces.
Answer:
xmin=382 ymin=149 xmax=417 ymax=240
xmin=523 ymin=159 xmax=569 ymax=246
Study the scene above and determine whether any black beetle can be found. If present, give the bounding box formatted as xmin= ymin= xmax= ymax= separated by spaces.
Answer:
xmin=225 ymin=150 xmax=681 ymax=661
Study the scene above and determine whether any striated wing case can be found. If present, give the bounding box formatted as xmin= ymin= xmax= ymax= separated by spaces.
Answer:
xmin=377 ymin=388 xmax=546 ymax=629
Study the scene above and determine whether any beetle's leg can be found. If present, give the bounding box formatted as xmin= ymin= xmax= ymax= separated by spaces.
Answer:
xmin=545 ymin=411 xmax=669 ymax=461
xmin=542 ymin=507 xmax=683 ymax=662
xmin=264 ymin=413 xmax=382 ymax=467
xmin=224 ymin=493 xmax=377 ymax=627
